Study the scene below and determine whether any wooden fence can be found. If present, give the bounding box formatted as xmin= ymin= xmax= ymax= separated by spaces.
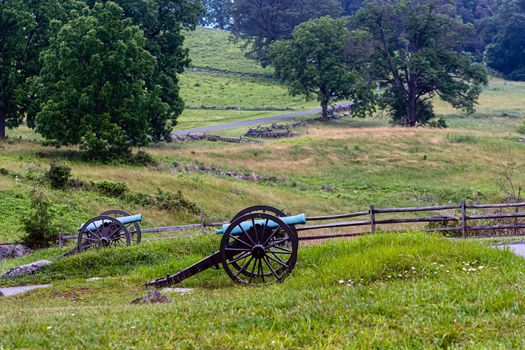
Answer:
xmin=3 ymin=200 xmax=525 ymax=247
xmin=297 ymin=200 xmax=525 ymax=240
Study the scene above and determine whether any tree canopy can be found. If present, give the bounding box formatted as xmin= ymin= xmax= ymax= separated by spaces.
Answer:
xmin=270 ymin=17 xmax=373 ymax=119
xmin=351 ymin=0 xmax=488 ymax=126
xmin=484 ymin=0 xmax=525 ymax=80
xmin=0 ymin=0 xmax=72 ymax=139
xmin=200 ymin=0 xmax=231 ymax=29
xmin=229 ymin=0 xmax=342 ymax=65
xmin=34 ymin=2 xmax=169 ymax=159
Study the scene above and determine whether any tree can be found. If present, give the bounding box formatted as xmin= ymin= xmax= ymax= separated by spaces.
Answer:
xmin=484 ymin=0 xmax=525 ymax=81
xmin=351 ymin=0 xmax=488 ymax=126
xmin=35 ymin=2 xmax=169 ymax=159
xmin=200 ymin=0 xmax=231 ymax=29
xmin=270 ymin=17 xmax=373 ymax=119
xmin=0 ymin=0 xmax=70 ymax=139
xmin=84 ymin=0 xmax=204 ymax=141
xmin=229 ymin=0 xmax=342 ymax=65
xmin=340 ymin=0 xmax=363 ymax=15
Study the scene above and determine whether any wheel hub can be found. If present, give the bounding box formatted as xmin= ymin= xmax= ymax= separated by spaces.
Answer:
xmin=99 ymin=237 xmax=110 ymax=247
xmin=251 ymin=244 xmax=266 ymax=259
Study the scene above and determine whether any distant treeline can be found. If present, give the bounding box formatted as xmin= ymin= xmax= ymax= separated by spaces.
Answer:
xmin=201 ymin=0 xmax=525 ymax=81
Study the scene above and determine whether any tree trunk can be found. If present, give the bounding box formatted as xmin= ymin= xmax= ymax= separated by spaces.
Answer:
xmin=321 ymin=102 xmax=329 ymax=119
xmin=0 ymin=109 xmax=5 ymax=140
xmin=406 ymin=83 xmax=418 ymax=127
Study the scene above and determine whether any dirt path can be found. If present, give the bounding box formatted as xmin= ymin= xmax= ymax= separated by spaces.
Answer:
xmin=0 ymin=284 xmax=51 ymax=297
xmin=172 ymin=102 xmax=352 ymax=136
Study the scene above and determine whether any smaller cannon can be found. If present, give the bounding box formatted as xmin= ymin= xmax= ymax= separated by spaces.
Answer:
xmin=65 ymin=210 xmax=142 ymax=256
xmin=145 ymin=206 xmax=305 ymax=287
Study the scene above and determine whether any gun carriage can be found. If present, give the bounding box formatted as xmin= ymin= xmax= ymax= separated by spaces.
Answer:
xmin=145 ymin=205 xmax=357 ymax=288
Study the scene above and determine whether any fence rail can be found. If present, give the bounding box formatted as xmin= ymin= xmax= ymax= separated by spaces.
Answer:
xmin=4 ymin=200 xmax=525 ymax=248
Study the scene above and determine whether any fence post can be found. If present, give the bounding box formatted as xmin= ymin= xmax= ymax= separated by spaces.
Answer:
xmin=370 ymin=205 xmax=376 ymax=234
xmin=461 ymin=200 xmax=467 ymax=238
xmin=58 ymin=233 xmax=64 ymax=248
xmin=200 ymin=211 xmax=206 ymax=233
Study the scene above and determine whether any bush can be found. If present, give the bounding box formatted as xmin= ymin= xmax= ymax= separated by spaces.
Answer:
xmin=20 ymin=190 xmax=58 ymax=248
xmin=96 ymin=181 xmax=130 ymax=197
xmin=129 ymin=150 xmax=158 ymax=166
xmin=154 ymin=189 xmax=201 ymax=214
xmin=427 ymin=117 xmax=448 ymax=129
xmin=47 ymin=163 xmax=71 ymax=189
xmin=517 ymin=121 xmax=525 ymax=134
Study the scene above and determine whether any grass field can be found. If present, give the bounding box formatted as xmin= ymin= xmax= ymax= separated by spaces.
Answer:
xmin=2 ymin=233 xmax=525 ymax=348
xmin=2 ymin=26 xmax=525 ymax=349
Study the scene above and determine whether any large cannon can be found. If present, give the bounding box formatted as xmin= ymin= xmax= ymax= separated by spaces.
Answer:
xmin=65 ymin=210 xmax=142 ymax=256
xmin=145 ymin=206 xmax=305 ymax=287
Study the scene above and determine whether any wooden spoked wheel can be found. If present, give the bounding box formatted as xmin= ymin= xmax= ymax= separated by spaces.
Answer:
xmin=101 ymin=209 xmax=141 ymax=244
xmin=230 ymin=205 xmax=295 ymax=279
xmin=220 ymin=213 xmax=298 ymax=286
xmin=77 ymin=215 xmax=131 ymax=252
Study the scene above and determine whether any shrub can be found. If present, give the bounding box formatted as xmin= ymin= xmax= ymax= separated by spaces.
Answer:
xmin=47 ymin=162 xmax=71 ymax=189
xmin=96 ymin=181 xmax=130 ymax=197
xmin=129 ymin=150 xmax=158 ymax=166
xmin=427 ymin=117 xmax=448 ymax=129
xmin=154 ymin=189 xmax=200 ymax=214
xmin=21 ymin=190 xmax=58 ymax=248
xmin=517 ymin=121 xmax=525 ymax=134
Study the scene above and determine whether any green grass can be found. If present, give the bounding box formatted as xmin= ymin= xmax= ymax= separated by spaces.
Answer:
xmin=179 ymin=72 xmax=315 ymax=110
xmin=184 ymin=27 xmax=273 ymax=75
xmin=2 ymin=233 xmax=525 ymax=348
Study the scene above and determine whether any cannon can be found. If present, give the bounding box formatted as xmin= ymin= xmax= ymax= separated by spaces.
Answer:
xmin=145 ymin=206 xmax=305 ymax=287
xmin=65 ymin=210 xmax=142 ymax=256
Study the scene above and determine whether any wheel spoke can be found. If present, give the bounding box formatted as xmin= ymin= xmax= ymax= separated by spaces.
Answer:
xmin=261 ymin=218 xmax=269 ymax=242
xmin=251 ymin=218 xmax=259 ymax=243
xmin=235 ymin=256 xmax=254 ymax=278
xmin=263 ymin=256 xmax=281 ymax=281
xmin=239 ymin=224 xmax=256 ymax=246
xmin=225 ymin=247 xmax=252 ymax=252
xmin=259 ymin=258 xmax=265 ymax=283
xmin=268 ymin=246 xmax=293 ymax=254
xmin=267 ymin=253 xmax=289 ymax=268
xmin=267 ymin=238 xmax=289 ymax=249
xmin=230 ymin=234 xmax=251 ymax=248
xmin=227 ymin=252 xmax=250 ymax=265
xmin=262 ymin=226 xmax=281 ymax=246
xmin=247 ymin=257 xmax=257 ymax=283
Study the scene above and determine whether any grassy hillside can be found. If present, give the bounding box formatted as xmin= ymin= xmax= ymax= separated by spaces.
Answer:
xmin=183 ymin=27 xmax=273 ymax=75
xmin=2 ymin=233 xmax=525 ymax=348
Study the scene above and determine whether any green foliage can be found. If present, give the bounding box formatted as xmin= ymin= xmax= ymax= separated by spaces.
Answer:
xmin=153 ymin=189 xmax=201 ymax=214
xmin=270 ymin=17 xmax=374 ymax=119
xmin=517 ymin=120 xmax=525 ymax=134
xmin=35 ymin=2 xmax=168 ymax=160
xmin=95 ymin=181 xmax=130 ymax=198
xmin=229 ymin=0 xmax=342 ymax=65
xmin=92 ymin=0 xmax=204 ymax=141
xmin=426 ymin=117 xmax=448 ymax=129
xmin=129 ymin=150 xmax=158 ymax=167
xmin=200 ymin=0 xmax=231 ymax=29
xmin=484 ymin=1 xmax=525 ymax=81
xmin=352 ymin=0 xmax=488 ymax=126
xmin=20 ymin=190 xmax=57 ymax=248
xmin=0 ymin=0 xmax=70 ymax=139
xmin=46 ymin=163 xmax=72 ymax=189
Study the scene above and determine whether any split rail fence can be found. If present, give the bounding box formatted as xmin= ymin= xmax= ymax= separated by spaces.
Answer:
xmin=2 ymin=200 xmax=524 ymax=247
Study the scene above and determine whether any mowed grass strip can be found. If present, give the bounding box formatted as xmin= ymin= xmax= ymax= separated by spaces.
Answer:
xmin=1 ymin=233 xmax=525 ymax=348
